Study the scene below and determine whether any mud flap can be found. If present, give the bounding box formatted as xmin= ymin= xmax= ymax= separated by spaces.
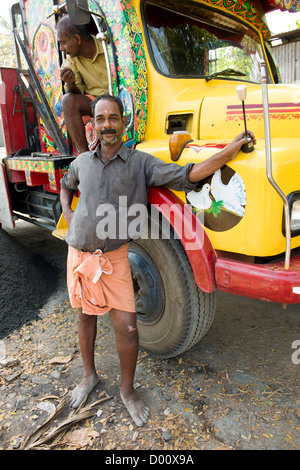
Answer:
xmin=52 ymin=195 xmax=79 ymax=240
xmin=0 ymin=163 xmax=15 ymax=230
xmin=52 ymin=213 xmax=68 ymax=240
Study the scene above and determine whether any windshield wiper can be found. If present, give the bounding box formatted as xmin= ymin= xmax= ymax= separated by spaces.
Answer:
xmin=205 ymin=68 xmax=246 ymax=82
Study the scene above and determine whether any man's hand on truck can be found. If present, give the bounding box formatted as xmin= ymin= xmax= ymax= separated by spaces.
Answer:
xmin=188 ymin=131 xmax=256 ymax=183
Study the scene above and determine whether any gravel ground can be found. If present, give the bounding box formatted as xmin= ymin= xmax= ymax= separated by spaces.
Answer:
xmin=0 ymin=221 xmax=300 ymax=451
xmin=0 ymin=227 xmax=61 ymax=338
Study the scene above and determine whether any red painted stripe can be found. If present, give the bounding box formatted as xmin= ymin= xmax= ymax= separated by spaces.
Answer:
xmin=227 ymin=108 xmax=300 ymax=115
xmin=186 ymin=143 xmax=227 ymax=149
xmin=227 ymin=103 xmax=300 ymax=110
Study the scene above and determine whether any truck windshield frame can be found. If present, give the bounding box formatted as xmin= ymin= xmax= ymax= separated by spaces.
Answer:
xmin=143 ymin=1 xmax=271 ymax=83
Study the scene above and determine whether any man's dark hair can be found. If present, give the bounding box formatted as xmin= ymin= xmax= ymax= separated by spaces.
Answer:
xmin=91 ymin=94 xmax=124 ymax=118
xmin=56 ymin=15 xmax=91 ymax=39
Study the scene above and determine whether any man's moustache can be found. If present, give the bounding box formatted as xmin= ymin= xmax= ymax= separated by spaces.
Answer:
xmin=100 ymin=129 xmax=116 ymax=135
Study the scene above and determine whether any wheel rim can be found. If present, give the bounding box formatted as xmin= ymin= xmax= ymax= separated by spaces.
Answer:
xmin=129 ymin=244 xmax=165 ymax=325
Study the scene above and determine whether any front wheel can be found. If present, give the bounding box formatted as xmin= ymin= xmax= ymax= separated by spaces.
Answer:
xmin=129 ymin=233 xmax=216 ymax=358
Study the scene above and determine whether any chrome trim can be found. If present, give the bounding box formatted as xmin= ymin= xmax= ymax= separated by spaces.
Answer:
xmin=260 ymin=60 xmax=291 ymax=269
xmin=96 ymin=32 xmax=113 ymax=96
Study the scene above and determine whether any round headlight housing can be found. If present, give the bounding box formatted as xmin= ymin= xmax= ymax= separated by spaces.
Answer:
xmin=291 ymin=198 xmax=300 ymax=234
xmin=283 ymin=192 xmax=300 ymax=238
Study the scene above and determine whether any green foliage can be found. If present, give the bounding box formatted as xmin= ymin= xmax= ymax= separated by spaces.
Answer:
xmin=0 ymin=16 xmax=16 ymax=68
xmin=206 ymin=200 xmax=224 ymax=218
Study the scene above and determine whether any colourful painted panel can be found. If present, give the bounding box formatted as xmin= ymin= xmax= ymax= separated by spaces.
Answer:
xmin=5 ymin=157 xmax=72 ymax=192
xmin=186 ymin=165 xmax=247 ymax=232
xmin=6 ymin=158 xmax=57 ymax=191
xmin=268 ymin=0 xmax=300 ymax=12
xmin=154 ymin=0 xmax=270 ymax=38
xmin=23 ymin=0 xmax=147 ymax=151
xmin=226 ymin=102 xmax=300 ymax=122
xmin=90 ymin=0 xmax=147 ymax=146
xmin=23 ymin=0 xmax=66 ymax=153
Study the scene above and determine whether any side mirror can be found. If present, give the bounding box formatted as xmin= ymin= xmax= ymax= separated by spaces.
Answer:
xmin=236 ymin=84 xmax=247 ymax=102
xmin=66 ymin=0 xmax=90 ymax=25
xmin=236 ymin=85 xmax=255 ymax=153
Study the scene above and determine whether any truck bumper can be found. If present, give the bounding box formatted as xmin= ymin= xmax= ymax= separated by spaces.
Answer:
xmin=215 ymin=253 xmax=300 ymax=304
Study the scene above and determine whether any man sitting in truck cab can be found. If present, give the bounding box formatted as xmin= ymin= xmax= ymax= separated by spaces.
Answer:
xmin=57 ymin=15 xmax=109 ymax=153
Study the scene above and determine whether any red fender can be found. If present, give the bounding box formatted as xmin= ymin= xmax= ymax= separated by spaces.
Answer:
xmin=147 ymin=187 xmax=216 ymax=293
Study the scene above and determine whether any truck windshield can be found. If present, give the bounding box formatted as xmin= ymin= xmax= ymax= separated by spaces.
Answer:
xmin=144 ymin=2 xmax=268 ymax=83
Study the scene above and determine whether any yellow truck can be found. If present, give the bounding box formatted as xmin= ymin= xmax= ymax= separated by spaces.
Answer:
xmin=0 ymin=0 xmax=299 ymax=357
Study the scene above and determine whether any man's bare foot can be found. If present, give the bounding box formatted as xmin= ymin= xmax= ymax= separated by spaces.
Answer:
xmin=69 ymin=373 xmax=100 ymax=408
xmin=120 ymin=389 xmax=150 ymax=427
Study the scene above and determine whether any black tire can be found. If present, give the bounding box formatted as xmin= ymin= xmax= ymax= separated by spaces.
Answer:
xmin=129 ymin=230 xmax=216 ymax=358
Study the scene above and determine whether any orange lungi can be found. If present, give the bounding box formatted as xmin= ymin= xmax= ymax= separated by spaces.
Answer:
xmin=67 ymin=243 xmax=136 ymax=315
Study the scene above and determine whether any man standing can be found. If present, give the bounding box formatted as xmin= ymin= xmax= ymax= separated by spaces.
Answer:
xmin=60 ymin=94 xmax=255 ymax=426
xmin=57 ymin=15 xmax=109 ymax=153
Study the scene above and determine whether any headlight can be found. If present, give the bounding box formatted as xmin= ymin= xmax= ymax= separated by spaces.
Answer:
xmin=291 ymin=199 xmax=300 ymax=233
xmin=283 ymin=192 xmax=300 ymax=237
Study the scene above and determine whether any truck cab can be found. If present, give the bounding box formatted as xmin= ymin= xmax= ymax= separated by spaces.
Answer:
xmin=0 ymin=0 xmax=300 ymax=358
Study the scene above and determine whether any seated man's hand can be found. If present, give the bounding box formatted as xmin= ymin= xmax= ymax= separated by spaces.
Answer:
xmin=60 ymin=66 xmax=76 ymax=85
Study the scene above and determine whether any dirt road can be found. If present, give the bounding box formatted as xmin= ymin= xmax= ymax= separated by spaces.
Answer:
xmin=0 ymin=221 xmax=300 ymax=451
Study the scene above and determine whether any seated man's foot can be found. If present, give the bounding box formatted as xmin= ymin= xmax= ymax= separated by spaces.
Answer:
xmin=120 ymin=388 xmax=150 ymax=427
xmin=69 ymin=373 xmax=100 ymax=409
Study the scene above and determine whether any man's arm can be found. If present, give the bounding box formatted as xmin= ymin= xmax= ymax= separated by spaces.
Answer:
xmin=188 ymin=132 xmax=255 ymax=183
xmin=60 ymin=188 xmax=75 ymax=226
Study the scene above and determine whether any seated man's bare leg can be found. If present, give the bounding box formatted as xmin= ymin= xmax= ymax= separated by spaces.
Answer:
xmin=70 ymin=309 xmax=100 ymax=408
xmin=62 ymin=93 xmax=93 ymax=153
xmin=110 ymin=308 xmax=150 ymax=426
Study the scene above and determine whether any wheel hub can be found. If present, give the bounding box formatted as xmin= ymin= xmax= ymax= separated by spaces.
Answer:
xmin=129 ymin=245 xmax=165 ymax=324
